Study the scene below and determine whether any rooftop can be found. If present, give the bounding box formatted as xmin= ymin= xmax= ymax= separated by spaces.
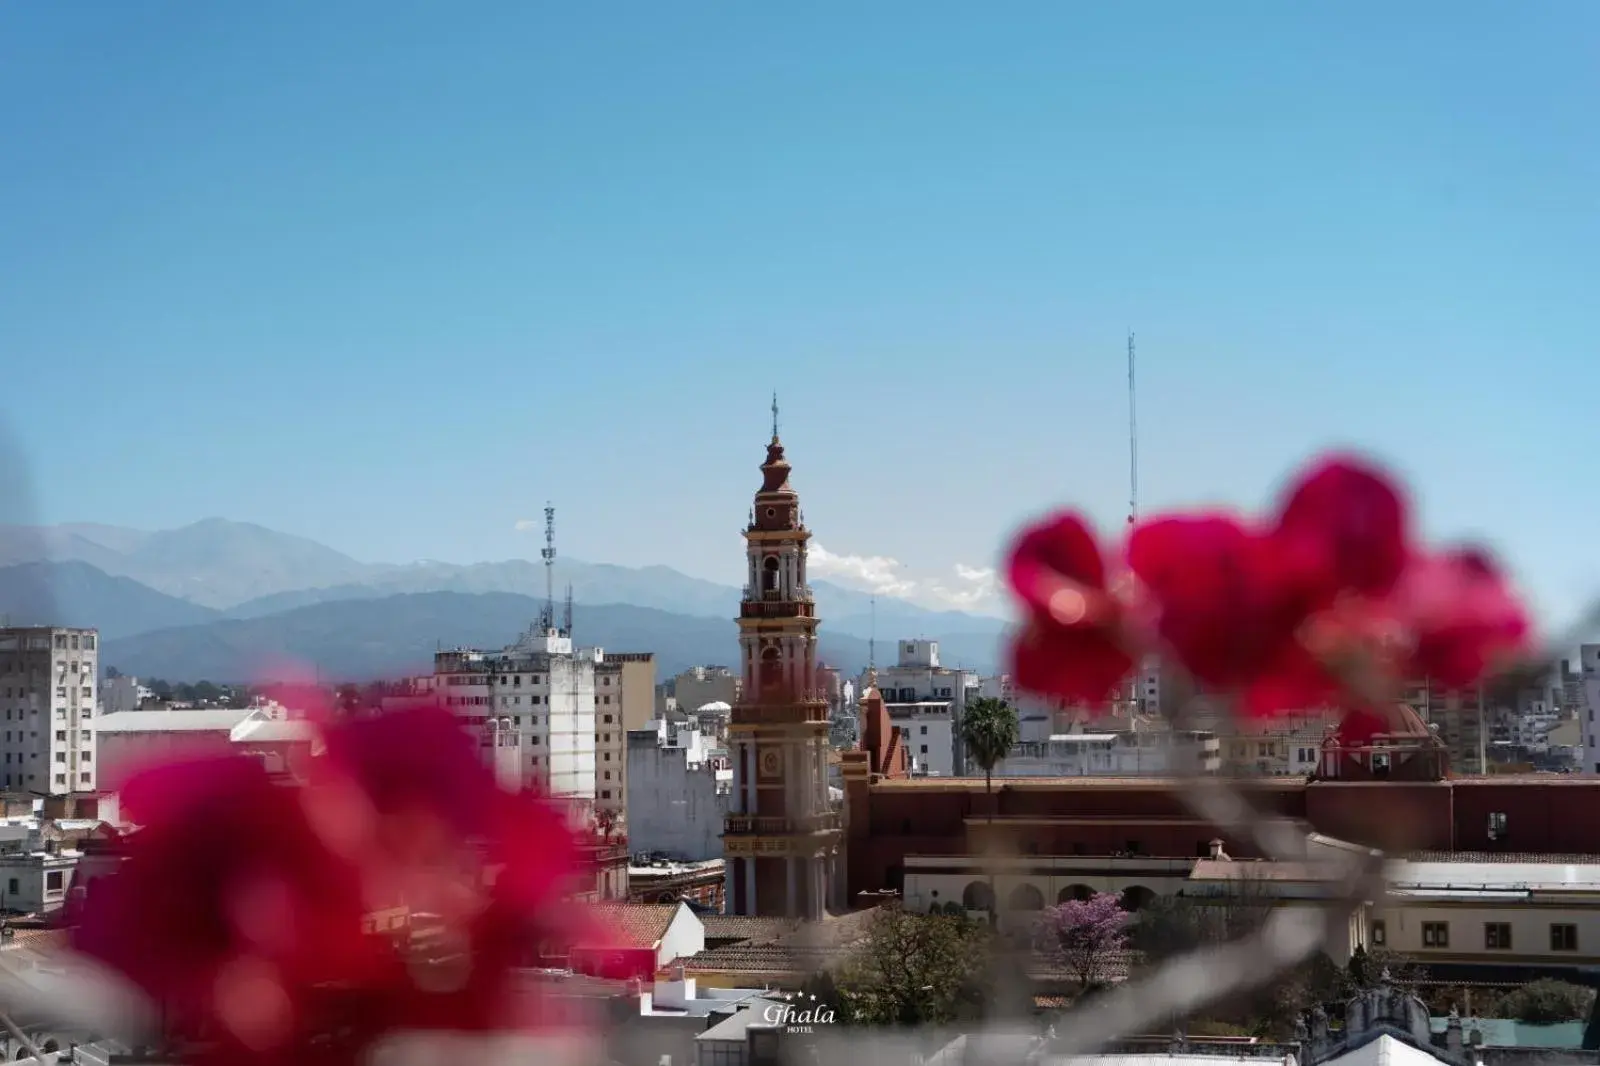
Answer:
xmin=698 ymin=916 xmax=800 ymax=944
xmin=577 ymin=903 xmax=682 ymax=948
xmin=94 ymin=708 xmax=255 ymax=733
xmin=873 ymin=775 xmax=1308 ymax=792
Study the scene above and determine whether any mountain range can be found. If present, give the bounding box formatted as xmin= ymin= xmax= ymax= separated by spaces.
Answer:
xmin=0 ymin=520 xmax=1009 ymax=683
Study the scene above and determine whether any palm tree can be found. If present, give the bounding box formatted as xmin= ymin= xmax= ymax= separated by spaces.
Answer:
xmin=962 ymin=696 xmax=1020 ymax=804
xmin=961 ymin=696 xmax=1019 ymax=924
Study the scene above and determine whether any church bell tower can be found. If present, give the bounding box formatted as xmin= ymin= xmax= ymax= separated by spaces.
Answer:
xmin=722 ymin=398 xmax=842 ymax=918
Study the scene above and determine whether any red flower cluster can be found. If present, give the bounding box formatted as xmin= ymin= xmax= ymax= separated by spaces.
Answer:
xmin=1005 ymin=453 xmax=1532 ymax=716
xmin=70 ymin=698 xmax=584 ymax=1066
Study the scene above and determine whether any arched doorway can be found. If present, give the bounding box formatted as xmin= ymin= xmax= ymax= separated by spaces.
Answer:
xmin=1007 ymin=883 xmax=1045 ymax=911
xmin=961 ymin=881 xmax=995 ymax=911
xmin=1120 ymin=885 xmax=1156 ymax=913
xmin=1059 ymin=884 xmax=1095 ymax=904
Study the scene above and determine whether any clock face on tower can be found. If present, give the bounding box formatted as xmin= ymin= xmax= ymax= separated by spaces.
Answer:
xmin=759 ymin=748 xmax=782 ymax=779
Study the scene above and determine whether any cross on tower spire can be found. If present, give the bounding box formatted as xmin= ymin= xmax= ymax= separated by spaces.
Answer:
xmin=771 ymin=391 xmax=780 ymax=441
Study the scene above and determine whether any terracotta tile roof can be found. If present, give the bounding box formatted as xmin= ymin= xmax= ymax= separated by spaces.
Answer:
xmin=577 ymin=903 xmax=680 ymax=949
xmin=1405 ymin=850 xmax=1600 ymax=864
xmin=699 ymin=916 xmax=800 ymax=944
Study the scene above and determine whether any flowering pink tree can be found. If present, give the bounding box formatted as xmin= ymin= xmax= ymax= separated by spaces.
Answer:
xmin=1034 ymin=892 xmax=1129 ymax=987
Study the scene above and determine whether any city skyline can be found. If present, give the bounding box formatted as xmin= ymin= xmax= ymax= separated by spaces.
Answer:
xmin=3 ymin=3 xmax=1597 ymax=632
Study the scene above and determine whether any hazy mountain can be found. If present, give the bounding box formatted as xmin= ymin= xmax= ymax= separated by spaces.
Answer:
xmin=0 ymin=561 xmax=220 ymax=640
xmin=0 ymin=519 xmax=382 ymax=608
xmin=226 ymin=558 xmax=737 ymax=621
xmin=0 ymin=521 xmax=1008 ymax=661
xmin=98 ymin=591 xmax=911 ymax=684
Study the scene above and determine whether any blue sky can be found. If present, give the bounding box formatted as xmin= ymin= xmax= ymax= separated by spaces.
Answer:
xmin=2 ymin=3 xmax=1596 ymax=629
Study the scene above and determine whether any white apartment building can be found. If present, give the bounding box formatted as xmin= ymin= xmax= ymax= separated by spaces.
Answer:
xmin=626 ymin=719 xmax=731 ymax=862
xmin=995 ymin=730 xmax=1221 ymax=778
xmin=0 ymin=628 xmax=97 ymax=796
xmin=869 ymin=639 xmax=979 ymax=777
xmin=427 ymin=625 xmax=600 ymax=806
xmin=1580 ymin=644 xmax=1600 ymax=774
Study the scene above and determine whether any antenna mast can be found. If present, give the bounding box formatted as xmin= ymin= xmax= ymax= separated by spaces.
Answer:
xmin=563 ymin=582 xmax=573 ymax=637
xmin=539 ymin=503 xmax=557 ymax=633
xmin=869 ymin=596 xmax=877 ymax=672
xmin=1127 ymin=332 xmax=1138 ymax=526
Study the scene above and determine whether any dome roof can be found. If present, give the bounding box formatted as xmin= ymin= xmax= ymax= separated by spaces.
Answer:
xmin=1335 ymin=703 xmax=1434 ymax=746
xmin=695 ymin=700 xmax=732 ymax=714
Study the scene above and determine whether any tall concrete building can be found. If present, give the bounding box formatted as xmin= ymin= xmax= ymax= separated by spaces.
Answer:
xmin=0 ymin=627 xmax=98 ymax=796
xmin=722 ymin=415 xmax=841 ymax=918
xmin=430 ymin=626 xmax=600 ymax=806
xmin=595 ymin=651 xmax=657 ymax=821
xmin=867 ymin=639 xmax=978 ymax=776
xmin=1580 ymin=644 xmax=1600 ymax=774
xmin=1403 ymin=681 xmax=1488 ymax=775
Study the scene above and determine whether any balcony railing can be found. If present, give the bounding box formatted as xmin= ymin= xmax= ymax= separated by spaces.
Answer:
xmin=723 ymin=812 xmax=841 ymax=836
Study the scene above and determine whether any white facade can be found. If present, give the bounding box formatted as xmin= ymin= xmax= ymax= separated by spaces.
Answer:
xmin=1369 ymin=858 xmax=1600 ymax=967
xmin=995 ymin=730 xmax=1221 ymax=778
xmin=0 ymin=628 xmax=98 ymax=796
xmin=889 ymin=703 xmax=956 ymax=776
xmin=426 ymin=628 xmax=600 ymax=805
xmin=0 ymin=850 xmax=77 ymax=915
xmin=868 ymin=640 xmax=979 ymax=776
xmin=627 ymin=720 xmax=731 ymax=862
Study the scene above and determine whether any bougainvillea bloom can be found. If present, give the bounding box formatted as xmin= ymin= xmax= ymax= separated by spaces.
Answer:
xmin=1004 ymin=512 xmax=1134 ymax=705
xmin=1126 ymin=514 xmax=1338 ymax=716
xmin=71 ymin=754 xmax=379 ymax=1064
xmin=311 ymin=703 xmax=583 ymax=1032
xmin=1270 ymin=454 xmax=1411 ymax=610
xmin=1389 ymin=547 xmax=1533 ymax=689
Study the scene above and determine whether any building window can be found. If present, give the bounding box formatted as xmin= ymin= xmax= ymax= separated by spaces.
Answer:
xmin=44 ymin=871 xmax=62 ymax=892
xmin=1371 ymin=920 xmax=1386 ymax=946
xmin=601 ymin=790 xmax=611 ymax=800
xmin=1487 ymin=812 xmax=1508 ymax=842
xmin=6 ymin=878 xmax=16 ymax=896
xmin=1485 ymin=923 xmax=1512 ymax=950
xmin=1422 ymin=922 xmax=1449 ymax=948
xmin=1552 ymin=924 xmax=1579 ymax=952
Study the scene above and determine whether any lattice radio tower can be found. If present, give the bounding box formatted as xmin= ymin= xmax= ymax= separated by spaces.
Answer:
xmin=1127 ymin=331 xmax=1138 ymax=527
xmin=538 ymin=503 xmax=557 ymax=633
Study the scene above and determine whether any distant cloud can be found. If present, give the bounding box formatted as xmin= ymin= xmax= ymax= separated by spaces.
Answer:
xmin=810 ymin=544 xmax=1002 ymax=615
xmin=513 ymin=519 xmax=540 ymax=532
xmin=809 ymin=544 xmax=917 ymax=598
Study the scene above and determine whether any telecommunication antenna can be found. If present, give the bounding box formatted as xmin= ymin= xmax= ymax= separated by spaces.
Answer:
xmin=563 ymin=583 xmax=573 ymax=638
xmin=1127 ymin=331 xmax=1138 ymax=527
xmin=539 ymin=503 xmax=557 ymax=633
xmin=868 ymin=596 xmax=877 ymax=672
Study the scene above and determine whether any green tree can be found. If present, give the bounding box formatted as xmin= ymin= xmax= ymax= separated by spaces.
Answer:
xmin=1495 ymin=979 xmax=1595 ymax=1024
xmin=836 ymin=904 xmax=993 ymax=1026
xmin=1346 ymin=945 xmax=1423 ymax=992
xmin=961 ymin=697 xmax=1019 ymax=799
xmin=960 ymin=696 xmax=1019 ymax=918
